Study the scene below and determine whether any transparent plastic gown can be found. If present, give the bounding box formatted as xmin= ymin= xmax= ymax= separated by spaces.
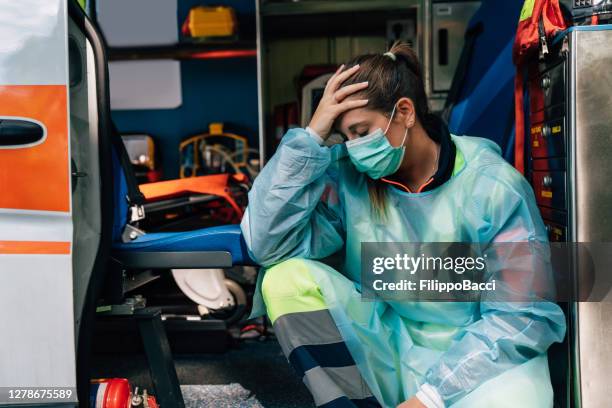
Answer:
xmin=240 ymin=128 xmax=566 ymax=407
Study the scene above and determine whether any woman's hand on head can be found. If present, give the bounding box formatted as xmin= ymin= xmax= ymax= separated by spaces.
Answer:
xmin=396 ymin=397 xmax=427 ymax=408
xmin=308 ymin=64 xmax=369 ymax=140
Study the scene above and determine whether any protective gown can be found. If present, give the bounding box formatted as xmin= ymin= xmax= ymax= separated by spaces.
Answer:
xmin=240 ymin=128 xmax=566 ymax=407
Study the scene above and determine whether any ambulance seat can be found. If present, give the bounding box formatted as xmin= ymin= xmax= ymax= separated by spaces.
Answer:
xmin=113 ymin=224 xmax=253 ymax=267
xmin=110 ymin=138 xmax=255 ymax=268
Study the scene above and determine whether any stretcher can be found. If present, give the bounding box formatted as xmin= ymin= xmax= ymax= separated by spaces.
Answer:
xmin=108 ymin=122 xmax=255 ymax=318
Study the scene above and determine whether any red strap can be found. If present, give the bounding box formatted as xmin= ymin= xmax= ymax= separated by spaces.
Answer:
xmin=514 ymin=69 xmax=525 ymax=175
xmin=512 ymin=0 xmax=567 ymax=175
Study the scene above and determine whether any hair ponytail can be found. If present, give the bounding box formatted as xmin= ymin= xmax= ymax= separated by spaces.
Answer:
xmin=388 ymin=41 xmax=423 ymax=78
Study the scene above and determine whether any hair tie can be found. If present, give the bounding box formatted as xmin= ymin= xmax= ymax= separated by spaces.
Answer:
xmin=383 ymin=51 xmax=397 ymax=61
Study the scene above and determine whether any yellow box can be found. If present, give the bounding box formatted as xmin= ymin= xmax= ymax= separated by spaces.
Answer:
xmin=209 ymin=122 xmax=224 ymax=135
xmin=188 ymin=6 xmax=237 ymax=37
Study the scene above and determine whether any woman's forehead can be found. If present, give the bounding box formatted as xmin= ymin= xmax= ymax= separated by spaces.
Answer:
xmin=337 ymin=107 xmax=382 ymax=130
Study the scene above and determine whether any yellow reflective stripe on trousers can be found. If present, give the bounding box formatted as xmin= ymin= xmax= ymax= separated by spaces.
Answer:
xmin=261 ymin=258 xmax=327 ymax=324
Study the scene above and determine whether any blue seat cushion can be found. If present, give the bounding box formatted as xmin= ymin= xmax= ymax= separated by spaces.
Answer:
xmin=113 ymin=224 xmax=255 ymax=265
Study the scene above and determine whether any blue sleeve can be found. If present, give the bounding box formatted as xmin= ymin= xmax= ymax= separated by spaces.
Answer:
xmin=424 ymin=166 xmax=567 ymax=405
xmin=240 ymin=128 xmax=345 ymax=266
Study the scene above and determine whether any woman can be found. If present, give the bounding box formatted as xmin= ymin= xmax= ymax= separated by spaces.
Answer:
xmin=241 ymin=42 xmax=565 ymax=408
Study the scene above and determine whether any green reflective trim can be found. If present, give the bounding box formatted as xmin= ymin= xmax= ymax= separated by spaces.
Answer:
xmin=519 ymin=0 xmax=535 ymax=21
xmin=77 ymin=0 xmax=86 ymax=10
xmin=452 ymin=144 xmax=465 ymax=177
xmin=261 ymin=258 xmax=327 ymax=324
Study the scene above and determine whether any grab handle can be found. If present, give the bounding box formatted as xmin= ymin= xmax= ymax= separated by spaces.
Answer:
xmin=0 ymin=118 xmax=46 ymax=148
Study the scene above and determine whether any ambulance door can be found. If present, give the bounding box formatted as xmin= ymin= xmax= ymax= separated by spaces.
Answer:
xmin=0 ymin=0 xmax=77 ymax=405
xmin=67 ymin=1 xmax=116 ymax=405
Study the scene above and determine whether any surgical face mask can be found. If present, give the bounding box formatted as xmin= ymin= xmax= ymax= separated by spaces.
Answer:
xmin=345 ymin=104 xmax=408 ymax=179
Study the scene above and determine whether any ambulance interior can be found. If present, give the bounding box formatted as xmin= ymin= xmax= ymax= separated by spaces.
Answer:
xmin=60 ymin=0 xmax=612 ymax=407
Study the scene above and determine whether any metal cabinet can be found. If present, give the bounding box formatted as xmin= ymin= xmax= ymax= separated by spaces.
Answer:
xmin=431 ymin=1 xmax=481 ymax=93
xmin=526 ymin=26 xmax=612 ymax=408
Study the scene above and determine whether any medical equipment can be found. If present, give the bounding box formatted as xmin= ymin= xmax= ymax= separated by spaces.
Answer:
xmin=300 ymin=73 xmax=330 ymax=127
xmin=386 ymin=18 xmax=417 ymax=52
xmin=300 ymin=71 xmax=345 ymax=146
xmin=110 ymin=127 xmax=254 ymax=323
xmin=90 ymin=379 xmax=160 ymax=408
xmin=121 ymin=134 xmax=161 ymax=183
xmin=181 ymin=6 xmax=237 ymax=39
xmin=559 ymin=0 xmax=612 ymax=24
xmin=431 ymin=2 xmax=481 ymax=93
xmin=179 ymin=123 xmax=259 ymax=180
xmin=273 ymin=102 xmax=299 ymax=145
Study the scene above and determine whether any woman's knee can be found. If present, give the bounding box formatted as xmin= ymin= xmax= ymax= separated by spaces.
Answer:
xmin=261 ymin=257 xmax=317 ymax=300
xmin=261 ymin=258 xmax=329 ymax=324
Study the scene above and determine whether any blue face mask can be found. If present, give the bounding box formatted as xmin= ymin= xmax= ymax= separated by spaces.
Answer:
xmin=345 ymin=104 xmax=408 ymax=179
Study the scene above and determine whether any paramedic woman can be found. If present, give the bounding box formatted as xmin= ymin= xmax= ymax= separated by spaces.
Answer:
xmin=240 ymin=41 xmax=566 ymax=408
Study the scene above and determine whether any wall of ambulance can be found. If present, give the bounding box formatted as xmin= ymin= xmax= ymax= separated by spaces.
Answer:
xmin=99 ymin=0 xmax=259 ymax=179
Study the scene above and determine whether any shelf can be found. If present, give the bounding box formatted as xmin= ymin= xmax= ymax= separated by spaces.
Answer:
xmin=108 ymin=41 xmax=257 ymax=61
xmin=261 ymin=0 xmax=421 ymax=17
xmin=262 ymin=8 xmax=417 ymax=38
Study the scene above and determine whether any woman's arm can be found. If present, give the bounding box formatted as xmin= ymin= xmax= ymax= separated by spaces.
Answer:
xmin=419 ymin=167 xmax=567 ymax=407
xmin=240 ymin=128 xmax=345 ymax=266
xmin=241 ymin=64 xmax=369 ymax=266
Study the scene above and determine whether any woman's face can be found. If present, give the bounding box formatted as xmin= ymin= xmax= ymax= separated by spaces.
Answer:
xmin=335 ymin=97 xmax=414 ymax=148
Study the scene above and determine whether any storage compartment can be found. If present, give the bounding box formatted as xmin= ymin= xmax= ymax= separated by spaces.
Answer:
xmin=538 ymin=205 xmax=568 ymax=227
xmin=543 ymin=220 xmax=567 ymax=242
xmin=532 ymin=169 xmax=567 ymax=210
xmin=541 ymin=61 xmax=566 ymax=109
xmin=431 ymin=1 xmax=481 ymax=92
xmin=529 ymin=60 xmax=565 ymax=113
xmin=530 ymin=116 xmax=566 ymax=158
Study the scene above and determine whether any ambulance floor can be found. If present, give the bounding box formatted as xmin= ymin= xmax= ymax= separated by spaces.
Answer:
xmin=91 ymin=337 xmax=315 ymax=408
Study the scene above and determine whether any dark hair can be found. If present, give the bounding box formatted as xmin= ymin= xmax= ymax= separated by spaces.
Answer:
xmin=341 ymin=41 xmax=431 ymax=126
xmin=340 ymin=41 xmax=432 ymax=218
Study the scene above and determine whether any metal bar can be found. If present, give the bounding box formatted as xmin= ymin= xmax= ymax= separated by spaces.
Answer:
xmin=567 ymin=30 xmax=581 ymax=408
xmin=256 ymin=0 xmax=266 ymax=165
xmin=108 ymin=42 xmax=256 ymax=61
xmin=261 ymin=0 xmax=421 ymax=16
xmin=112 ymin=251 xmax=233 ymax=269
xmin=136 ymin=310 xmax=185 ymax=408
xmin=143 ymin=194 xmax=217 ymax=213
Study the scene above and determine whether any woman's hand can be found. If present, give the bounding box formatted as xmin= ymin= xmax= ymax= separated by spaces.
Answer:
xmin=396 ymin=397 xmax=427 ymax=408
xmin=307 ymin=64 xmax=369 ymax=140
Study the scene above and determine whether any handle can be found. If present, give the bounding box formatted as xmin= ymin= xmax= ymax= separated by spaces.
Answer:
xmin=0 ymin=118 xmax=46 ymax=148
xmin=438 ymin=28 xmax=449 ymax=66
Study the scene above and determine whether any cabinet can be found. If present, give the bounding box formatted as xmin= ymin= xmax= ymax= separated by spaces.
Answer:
xmin=255 ymin=0 xmax=480 ymax=162
xmin=525 ymin=26 xmax=612 ymax=408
